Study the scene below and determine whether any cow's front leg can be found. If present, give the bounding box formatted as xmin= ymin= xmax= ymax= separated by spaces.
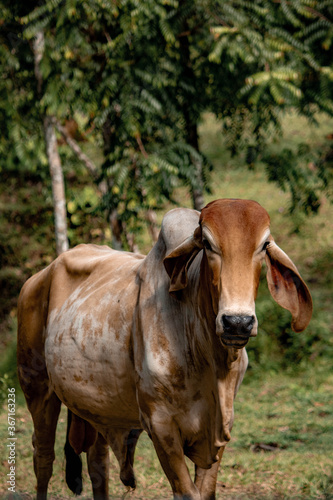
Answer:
xmin=194 ymin=447 xmax=224 ymax=500
xmin=148 ymin=416 xmax=201 ymax=500
xmin=107 ymin=428 xmax=142 ymax=490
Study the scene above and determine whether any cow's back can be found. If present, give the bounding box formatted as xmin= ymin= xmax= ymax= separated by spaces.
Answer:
xmin=18 ymin=244 xmax=145 ymax=429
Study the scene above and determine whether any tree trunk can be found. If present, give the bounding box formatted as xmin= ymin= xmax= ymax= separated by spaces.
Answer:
xmin=54 ymin=117 xmax=108 ymax=199
xmin=102 ymin=117 xmax=126 ymax=250
xmin=44 ymin=116 xmax=69 ymax=254
xmin=33 ymin=31 xmax=68 ymax=255
xmin=54 ymin=119 xmax=102 ymax=184
xmin=179 ymin=20 xmax=205 ymax=211
xmin=109 ymin=208 xmax=123 ymax=250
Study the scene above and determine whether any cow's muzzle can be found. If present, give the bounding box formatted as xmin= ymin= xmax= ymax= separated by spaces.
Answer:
xmin=220 ymin=314 xmax=255 ymax=348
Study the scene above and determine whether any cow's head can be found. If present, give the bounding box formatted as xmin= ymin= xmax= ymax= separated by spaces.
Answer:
xmin=163 ymin=199 xmax=313 ymax=349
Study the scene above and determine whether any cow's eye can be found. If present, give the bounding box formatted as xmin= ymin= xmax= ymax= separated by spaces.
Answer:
xmin=203 ymin=239 xmax=212 ymax=251
xmin=262 ymin=241 xmax=270 ymax=252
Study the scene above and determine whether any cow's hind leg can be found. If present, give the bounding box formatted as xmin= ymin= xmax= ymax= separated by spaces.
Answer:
xmin=64 ymin=410 xmax=83 ymax=495
xmin=29 ymin=391 xmax=62 ymax=500
xmin=17 ymin=263 xmax=62 ymax=499
xmin=87 ymin=432 xmax=110 ymax=500
xmin=120 ymin=429 xmax=142 ymax=489
xmin=194 ymin=447 xmax=224 ymax=500
xmin=18 ymin=349 xmax=61 ymax=499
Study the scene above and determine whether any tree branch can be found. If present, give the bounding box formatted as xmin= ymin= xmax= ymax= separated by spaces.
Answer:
xmin=53 ymin=118 xmax=107 ymax=195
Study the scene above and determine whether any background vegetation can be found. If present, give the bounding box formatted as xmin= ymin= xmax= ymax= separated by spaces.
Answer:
xmin=0 ymin=0 xmax=333 ymax=498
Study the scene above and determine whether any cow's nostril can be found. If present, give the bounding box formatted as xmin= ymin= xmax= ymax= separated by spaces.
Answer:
xmin=222 ymin=315 xmax=233 ymax=330
xmin=241 ymin=315 xmax=255 ymax=333
xmin=222 ymin=315 xmax=255 ymax=334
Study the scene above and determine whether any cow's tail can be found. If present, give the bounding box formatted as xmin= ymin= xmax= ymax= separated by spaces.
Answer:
xmin=64 ymin=409 xmax=83 ymax=495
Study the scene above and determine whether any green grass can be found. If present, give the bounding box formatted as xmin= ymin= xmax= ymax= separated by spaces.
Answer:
xmin=221 ymin=368 xmax=333 ymax=499
xmin=1 ymin=368 xmax=332 ymax=499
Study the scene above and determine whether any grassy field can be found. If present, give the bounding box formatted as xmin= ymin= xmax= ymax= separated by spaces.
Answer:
xmin=1 ymin=367 xmax=332 ymax=499
xmin=1 ymin=112 xmax=333 ymax=498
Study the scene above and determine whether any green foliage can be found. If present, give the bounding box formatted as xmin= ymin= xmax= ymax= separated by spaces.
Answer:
xmin=101 ymin=142 xmax=212 ymax=244
xmin=17 ymin=0 xmax=215 ymax=242
xmin=261 ymin=131 xmax=333 ymax=220
xmin=0 ymin=4 xmax=47 ymax=175
xmin=208 ymin=0 xmax=333 ymax=196
xmin=248 ymin=292 xmax=333 ymax=372
xmin=2 ymin=0 xmax=333 ymax=248
xmin=263 ymin=144 xmax=322 ymax=215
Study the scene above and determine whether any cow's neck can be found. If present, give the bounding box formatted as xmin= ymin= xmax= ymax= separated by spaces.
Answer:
xmin=179 ymin=255 xmax=218 ymax=372
xmin=186 ymin=254 xmax=243 ymax=373
xmin=183 ymin=256 xmax=246 ymax=447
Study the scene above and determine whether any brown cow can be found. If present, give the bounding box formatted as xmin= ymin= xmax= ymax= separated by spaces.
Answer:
xmin=17 ymin=199 xmax=312 ymax=500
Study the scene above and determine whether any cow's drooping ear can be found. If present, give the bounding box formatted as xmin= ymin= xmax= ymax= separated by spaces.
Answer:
xmin=265 ymin=239 xmax=313 ymax=332
xmin=163 ymin=226 xmax=203 ymax=293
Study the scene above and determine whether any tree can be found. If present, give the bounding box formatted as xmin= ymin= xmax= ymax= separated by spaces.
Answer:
xmin=15 ymin=0 xmax=215 ymax=248
xmin=1 ymin=0 xmax=333 ymax=251
xmin=0 ymin=2 xmax=70 ymax=255
xmin=33 ymin=30 xmax=69 ymax=255
xmin=0 ymin=2 xmax=46 ymax=176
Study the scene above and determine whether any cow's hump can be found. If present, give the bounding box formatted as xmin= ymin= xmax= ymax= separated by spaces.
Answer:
xmin=160 ymin=208 xmax=200 ymax=253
